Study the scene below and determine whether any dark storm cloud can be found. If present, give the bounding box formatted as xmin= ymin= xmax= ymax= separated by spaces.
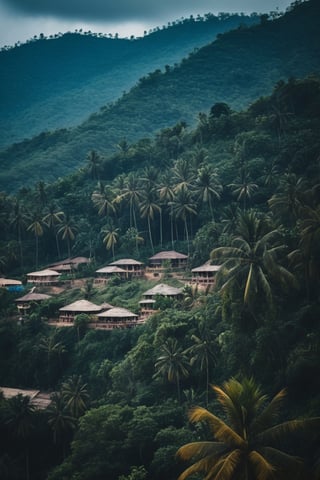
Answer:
xmin=1 ymin=0 xmax=290 ymax=22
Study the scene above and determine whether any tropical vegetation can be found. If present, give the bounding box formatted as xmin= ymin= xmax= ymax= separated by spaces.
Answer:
xmin=0 ymin=2 xmax=319 ymax=479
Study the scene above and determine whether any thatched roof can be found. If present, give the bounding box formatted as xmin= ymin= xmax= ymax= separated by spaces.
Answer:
xmin=0 ymin=278 xmax=22 ymax=286
xmin=49 ymin=257 xmax=91 ymax=267
xmin=139 ymin=299 xmax=156 ymax=305
xmin=27 ymin=269 xmax=60 ymax=277
xmin=49 ymin=264 xmax=72 ymax=272
xmin=59 ymin=299 xmax=102 ymax=312
xmin=192 ymin=263 xmax=221 ymax=273
xmin=15 ymin=292 xmax=52 ymax=302
xmin=143 ymin=283 xmax=183 ymax=296
xmin=149 ymin=250 xmax=188 ymax=260
xmin=100 ymin=302 xmax=114 ymax=310
xmin=96 ymin=266 xmax=127 ymax=274
xmin=0 ymin=387 xmax=52 ymax=409
xmin=109 ymin=258 xmax=144 ymax=266
xmin=97 ymin=307 xmax=138 ymax=318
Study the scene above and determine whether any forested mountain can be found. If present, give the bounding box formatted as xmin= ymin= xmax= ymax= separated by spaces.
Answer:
xmin=0 ymin=0 xmax=319 ymax=193
xmin=0 ymin=73 xmax=319 ymax=480
xmin=0 ymin=12 xmax=259 ymax=149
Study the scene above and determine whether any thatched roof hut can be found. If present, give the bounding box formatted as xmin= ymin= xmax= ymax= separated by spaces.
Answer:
xmin=96 ymin=307 xmax=138 ymax=329
xmin=59 ymin=299 xmax=102 ymax=323
xmin=109 ymin=258 xmax=144 ymax=277
xmin=148 ymin=250 xmax=188 ymax=269
xmin=143 ymin=283 xmax=183 ymax=298
xmin=15 ymin=291 xmax=52 ymax=314
xmin=95 ymin=265 xmax=127 ymax=284
xmin=48 ymin=256 xmax=91 ymax=272
xmin=16 ymin=292 xmax=52 ymax=303
xmin=60 ymin=299 xmax=102 ymax=313
xmin=191 ymin=262 xmax=221 ymax=284
xmin=27 ymin=269 xmax=60 ymax=285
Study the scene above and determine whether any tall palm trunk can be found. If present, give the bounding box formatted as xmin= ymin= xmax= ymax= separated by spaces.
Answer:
xmin=147 ymin=216 xmax=154 ymax=254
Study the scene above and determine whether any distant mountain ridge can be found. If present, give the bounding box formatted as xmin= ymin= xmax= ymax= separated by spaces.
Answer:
xmin=0 ymin=13 xmax=259 ymax=149
xmin=0 ymin=0 xmax=319 ymax=193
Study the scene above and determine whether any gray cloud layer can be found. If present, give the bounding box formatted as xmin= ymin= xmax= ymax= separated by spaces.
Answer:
xmin=2 ymin=0 xmax=292 ymax=22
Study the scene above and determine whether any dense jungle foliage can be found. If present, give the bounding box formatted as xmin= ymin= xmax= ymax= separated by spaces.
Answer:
xmin=0 ymin=0 xmax=319 ymax=191
xmin=0 ymin=73 xmax=320 ymax=479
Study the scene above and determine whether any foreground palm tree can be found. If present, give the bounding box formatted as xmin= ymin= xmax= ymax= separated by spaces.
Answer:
xmin=176 ymin=377 xmax=320 ymax=480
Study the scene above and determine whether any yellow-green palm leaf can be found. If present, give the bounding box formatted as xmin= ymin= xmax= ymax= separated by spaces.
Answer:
xmin=188 ymin=407 xmax=246 ymax=448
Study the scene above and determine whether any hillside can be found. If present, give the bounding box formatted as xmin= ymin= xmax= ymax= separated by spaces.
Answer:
xmin=0 ymin=13 xmax=258 ymax=149
xmin=0 ymin=74 xmax=319 ymax=480
xmin=1 ymin=0 xmax=320 ymax=193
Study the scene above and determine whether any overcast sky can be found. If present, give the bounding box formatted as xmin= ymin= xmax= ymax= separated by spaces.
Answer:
xmin=0 ymin=0 xmax=294 ymax=48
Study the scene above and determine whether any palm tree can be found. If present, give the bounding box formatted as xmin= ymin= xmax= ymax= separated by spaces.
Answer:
xmin=38 ymin=331 xmax=67 ymax=387
xmin=140 ymin=165 xmax=159 ymax=189
xmin=221 ymin=204 xmax=241 ymax=234
xmin=46 ymin=392 xmax=76 ymax=458
xmin=91 ymin=182 xmax=116 ymax=217
xmin=122 ymin=227 xmax=144 ymax=255
xmin=86 ymin=150 xmax=101 ymax=180
xmin=268 ymin=173 xmax=305 ymax=225
xmin=194 ymin=165 xmax=222 ymax=219
xmin=27 ymin=210 xmax=44 ymax=269
xmin=229 ymin=168 xmax=258 ymax=210
xmin=139 ymin=186 xmax=161 ymax=253
xmin=101 ymin=223 xmax=120 ymax=260
xmin=61 ymin=375 xmax=90 ymax=418
xmin=57 ymin=213 xmax=78 ymax=258
xmin=3 ymin=394 xmax=36 ymax=480
xmin=158 ymin=171 xmax=176 ymax=248
xmin=176 ymin=377 xmax=320 ymax=480
xmin=42 ymin=203 xmax=64 ymax=258
xmin=10 ymin=201 xmax=28 ymax=271
xmin=121 ymin=173 xmax=143 ymax=230
xmin=289 ymin=203 xmax=320 ymax=300
xmin=169 ymin=187 xmax=197 ymax=254
xmin=34 ymin=180 xmax=48 ymax=207
xmin=172 ymin=158 xmax=195 ymax=193
xmin=185 ymin=325 xmax=217 ymax=407
xmin=211 ymin=211 xmax=296 ymax=313
xmin=154 ymin=338 xmax=190 ymax=402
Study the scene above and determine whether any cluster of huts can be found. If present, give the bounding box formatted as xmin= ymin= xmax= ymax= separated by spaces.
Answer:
xmin=1 ymin=251 xmax=221 ymax=330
